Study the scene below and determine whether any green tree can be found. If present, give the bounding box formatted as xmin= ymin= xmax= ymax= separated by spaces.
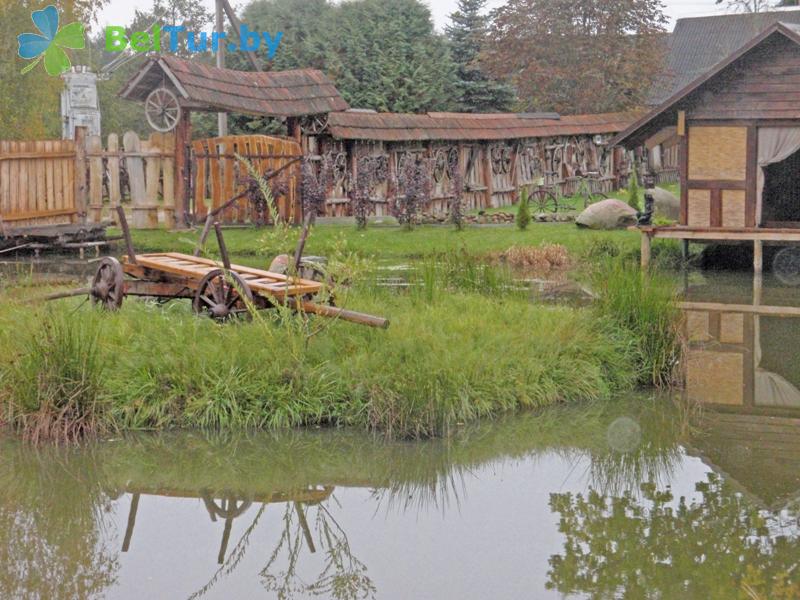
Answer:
xmin=483 ymin=0 xmax=667 ymax=114
xmin=0 ymin=0 xmax=107 ymax=140
xmin=240 ymin=0 xmax=458 ymax=114
xmin=516 ymin=187 xmax=531 ymax=230
xmin=445 ymin=0 xmax=515 ymax=112
xmin=626 ymin=162 xmax=641 ymax=211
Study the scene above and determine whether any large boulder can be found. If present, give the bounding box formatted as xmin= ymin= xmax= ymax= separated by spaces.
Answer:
xmin=576 ymin=199 xmax=638 ymax=230
xmin=649 ymin=186 xmax=680 ymax=221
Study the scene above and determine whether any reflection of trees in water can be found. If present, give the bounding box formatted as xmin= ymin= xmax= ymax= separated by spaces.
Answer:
xmin=260 ymin=500 xmax=375 ymax=600
xmin=0 ymin=442 xmax=118 ymax=599
xmin=547 ymin=473 xmax=800 ymax=599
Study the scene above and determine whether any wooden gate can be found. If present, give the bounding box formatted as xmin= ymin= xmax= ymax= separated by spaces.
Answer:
xmin=0 ymin=140 xmax=78 ymax=230
xmin=191 ymin=135 xmax=302 ymax=225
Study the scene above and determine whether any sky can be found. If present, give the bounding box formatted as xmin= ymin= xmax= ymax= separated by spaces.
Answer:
xmin=95 ymin=0 xmax=740 ymax=31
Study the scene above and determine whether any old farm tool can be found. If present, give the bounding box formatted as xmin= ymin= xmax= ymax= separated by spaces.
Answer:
xmin=50 ymin=207 xmax=389 ymax=329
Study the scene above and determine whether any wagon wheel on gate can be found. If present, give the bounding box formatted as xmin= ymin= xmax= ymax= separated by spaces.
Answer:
xmin=192 ymin=269 xmax=254 ymax=321
xmin=145 ymin=88 xmax=181 ymax=133
xmin=91 ymin=257 xmax=125 ymax=310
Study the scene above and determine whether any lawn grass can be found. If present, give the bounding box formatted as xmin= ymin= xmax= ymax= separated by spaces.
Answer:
xmin=124 ymin=222 xmax=642 ymax=262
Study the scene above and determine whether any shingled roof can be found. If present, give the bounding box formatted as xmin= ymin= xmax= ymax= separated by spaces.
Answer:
xmin=327 ymin=111 xmax=638 ymax=142
xmin=651 ymin=9 xmax=800 ymax=105
xmin=119 ymin=56 xmax=349 ymax=117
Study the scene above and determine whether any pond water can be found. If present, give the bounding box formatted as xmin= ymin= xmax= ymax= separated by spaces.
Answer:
xmin=1 ymin=261 xmax=800 ymax=598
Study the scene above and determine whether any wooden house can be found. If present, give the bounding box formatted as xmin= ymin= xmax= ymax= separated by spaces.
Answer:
xmin=614 ymin=19 xmax=800 ymax=271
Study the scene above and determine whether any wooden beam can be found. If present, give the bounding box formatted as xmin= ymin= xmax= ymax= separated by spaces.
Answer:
xmin=73 ymin=126 xmax=88 ymax=222
xmin=678 ymin=301 xmax=800 ymax=318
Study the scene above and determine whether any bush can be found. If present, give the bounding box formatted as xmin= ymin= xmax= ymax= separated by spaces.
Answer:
xmin=626 ymin=163 xmax=641 ymax=211
xmin=516 ymin=187 xmax=531 ymax=230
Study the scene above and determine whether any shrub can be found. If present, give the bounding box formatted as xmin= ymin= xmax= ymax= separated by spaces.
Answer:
xmin=626 ymin=163 xmax=641 ymax=211
xmin=516 ymin=187 xmax=531 ymax=230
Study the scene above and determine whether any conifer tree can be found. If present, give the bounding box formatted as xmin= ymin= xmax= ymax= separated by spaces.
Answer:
xmin=446 ymin=0 xmax=515 ymax=112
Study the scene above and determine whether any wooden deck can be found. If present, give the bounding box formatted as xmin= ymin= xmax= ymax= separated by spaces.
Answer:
xmin=123 ymin=252 xmax=322 ymax=298
xmin=637 ymin=225 xmax=800 ymax=272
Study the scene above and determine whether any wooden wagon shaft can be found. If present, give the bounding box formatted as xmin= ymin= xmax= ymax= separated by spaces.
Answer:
xmin=286 ymin=298 xmax=390 ymax=329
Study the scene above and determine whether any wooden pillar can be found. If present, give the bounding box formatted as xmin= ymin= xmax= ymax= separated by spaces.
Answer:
xmin=174 ymin=110 xmax=192 ymax=228
xmin=483 ymin=144 xmax=494 ymax=209
xmin=215 ymin=0 xmax=228 ymax=137
xmin=641 ymin=231 xmax=652 ymax=270
xmin=87 ymin=134 xmax=103 ymax=223
xmin=288 ymin=117 xmax=302 ymax=145
xmin=73 ymin=126 xmax=88 ymax=222
xmin=753 ymin=239 xmax=763 ymax=274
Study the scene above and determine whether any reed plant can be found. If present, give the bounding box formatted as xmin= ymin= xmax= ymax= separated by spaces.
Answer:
xmin=592 ymin=261 xmax=683 ymax=387
xmin=0 ymin=309 xmax=109 ymax=444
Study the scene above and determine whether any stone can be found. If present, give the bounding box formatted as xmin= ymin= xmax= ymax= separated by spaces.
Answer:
xmin=649 ymin=186 xmax=680 ymax=221
xmin=575 ymin=199 xmax=638 ymax=230
xmin=268 ymin=254 xmax=290 ymax=274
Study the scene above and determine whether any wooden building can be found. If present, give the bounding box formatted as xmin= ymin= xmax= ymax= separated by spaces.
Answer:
xmin=116 ymin=57 xmax=640 ymax=224
xmin=614 ymin=20 xmax=800 ymax=271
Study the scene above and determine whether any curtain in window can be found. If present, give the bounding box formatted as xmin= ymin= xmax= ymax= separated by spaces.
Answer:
xmin=757 ymin=127 xmax=800 ymax=224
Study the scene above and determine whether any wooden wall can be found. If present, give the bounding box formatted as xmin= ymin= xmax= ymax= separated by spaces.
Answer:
xmin=310 ymin=133 xmax=627 ymax=217
xmin=684 ymin=125 xmax=753 ymax=228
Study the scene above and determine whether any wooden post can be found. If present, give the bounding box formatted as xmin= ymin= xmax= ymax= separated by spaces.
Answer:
xmin=107 ymin=133 xmax=121 ymax=210
xmin=215 ymin=0 xmax=228 ymax=137
xmin=483 ymin=144 xmax=494 ymax=209
xmin=162 ymin=133 xmax=176 ymax=229
xmin=174 ymin=110 xmax=192 ymax=228
xmin=74 ymin=126 xmax=88 ymax=222
xmin=117 ymin=205 xmax=137 ymax=265
xmin=753 ymin=239 xmax=763 ymax=274
xmin=124 ymin=131 xmax=149 ymax=229
xmin=87 ymin=135 xmax=103 ymax=223
xmin=641 ymin=231 xmax=652 ymax=270
xmin=214 ymin=221 xmax=231 ymax=270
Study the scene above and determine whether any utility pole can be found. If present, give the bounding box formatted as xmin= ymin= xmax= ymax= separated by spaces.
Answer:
xmin=216 ymin=0 xmax=228 ymax=136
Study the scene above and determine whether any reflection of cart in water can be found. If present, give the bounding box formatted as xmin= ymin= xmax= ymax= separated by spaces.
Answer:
xmin=116 ymin=485 xmax=334 ymax=564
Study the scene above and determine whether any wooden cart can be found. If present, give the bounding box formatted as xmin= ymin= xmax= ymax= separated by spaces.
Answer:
xmin=69 ymin=207 xmax=389 ymax=329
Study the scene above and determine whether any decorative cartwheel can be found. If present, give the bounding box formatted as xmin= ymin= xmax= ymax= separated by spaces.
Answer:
xmin=145 ymin=87 xmax=181 ymax=132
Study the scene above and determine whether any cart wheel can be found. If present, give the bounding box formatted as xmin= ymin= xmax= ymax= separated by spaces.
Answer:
xmin=91 ymin=257 xmax=125 ymax=310
xmin=192 ymin=269 xmax=253 ymax=321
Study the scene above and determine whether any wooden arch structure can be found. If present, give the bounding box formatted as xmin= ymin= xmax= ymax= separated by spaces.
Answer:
xmin=118 ymin=56 xmax=348 ymax=225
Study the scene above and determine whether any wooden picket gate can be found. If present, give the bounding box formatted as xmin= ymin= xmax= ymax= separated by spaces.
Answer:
xmin=0 ymin=139 xmax=78 ymax=230
xmin=191 ymin=135 xmax=303 ymax=225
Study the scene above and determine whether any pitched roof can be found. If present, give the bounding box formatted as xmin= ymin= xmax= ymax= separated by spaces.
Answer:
xmin=327 ymin=111 xmax=638 ymax=142
xmin=651 ymin=9 xmax=800 ymax=105
xmin=119 ymin=56 xmax=349 ymax=117
xmin=614 ymin=22 xmax=800 ymax=148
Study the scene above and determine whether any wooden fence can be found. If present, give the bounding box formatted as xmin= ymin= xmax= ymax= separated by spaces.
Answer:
xmin=85 ymin=131 xmax=176 ymax=228
xmin=0 ymin=139 xmax=78 ymax=230
xmin=191 ymin=134 xmax=302 ymax=225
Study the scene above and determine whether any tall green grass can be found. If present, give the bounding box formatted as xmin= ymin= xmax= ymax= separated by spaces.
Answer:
xmin=0 ymin=277 xmax=642 ymax=440
xmin=592 ymin=261 xmax=683 ymax=387
xmin=0 ymin=310 xmax=109 ymax=444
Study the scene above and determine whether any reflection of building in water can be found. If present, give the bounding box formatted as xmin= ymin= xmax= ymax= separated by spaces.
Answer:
xmin=682 ymin=278 xmax=800 ymax=510
xmin=114 ymin=485 xmax=333 ymax=564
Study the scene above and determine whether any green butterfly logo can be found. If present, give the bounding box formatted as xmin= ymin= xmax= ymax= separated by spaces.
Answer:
xmin=17 ymin=5 xmax=85 ymax=76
